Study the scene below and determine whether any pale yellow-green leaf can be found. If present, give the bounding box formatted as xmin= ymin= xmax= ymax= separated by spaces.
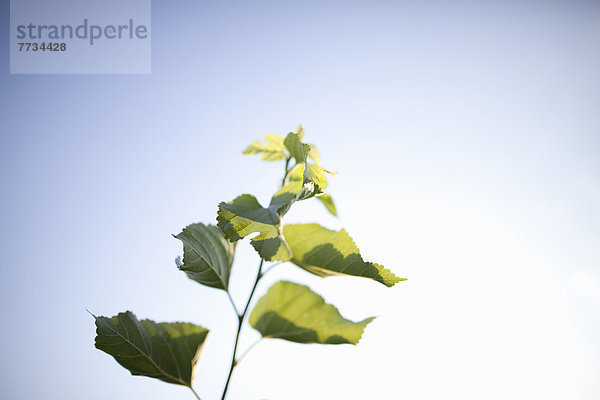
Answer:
xmin=316 ymin=193 xmax=337 ymax=216
xmin=286 ymin=163 xmax=334 ymax=192
xmin=308 ymin=144 xmax=320 ymax=165
xmin=242 ymin=133 xmax=287 ymax=161
xmin=294 ymin=124 xmax=305 ymax=140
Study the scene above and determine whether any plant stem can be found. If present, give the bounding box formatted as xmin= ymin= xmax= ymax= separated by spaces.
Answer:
xmin=221 ymin=157 xmax=291 ymax=399
xmin=281 ymin=157 xmax=291 ymax=187
xmin=226 ymin=291 xmax=240 ymax=317
xmin=189 ymin=386 xmax=202 ymax=400
xmin=220 ymin=258 xmax=264 ymax=400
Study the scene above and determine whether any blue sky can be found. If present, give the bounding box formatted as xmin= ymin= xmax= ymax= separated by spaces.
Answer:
xmin=1 ymin=1 xmax=599 ymax=399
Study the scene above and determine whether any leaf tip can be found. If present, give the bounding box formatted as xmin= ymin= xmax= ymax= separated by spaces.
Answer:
xmin=353 ymin=316 xmax=377 ymax=345
xmin=385 ymin=274 xmax=408 ymax=287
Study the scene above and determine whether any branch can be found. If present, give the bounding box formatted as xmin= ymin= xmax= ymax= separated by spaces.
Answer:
xmin=220 ymin=258 xmax=264 ymax=400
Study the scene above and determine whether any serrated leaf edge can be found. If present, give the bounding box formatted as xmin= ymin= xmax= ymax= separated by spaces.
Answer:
xmin=94 ymin=311 xmax=208 ymax=387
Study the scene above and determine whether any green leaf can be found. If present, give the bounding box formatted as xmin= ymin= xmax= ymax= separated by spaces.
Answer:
xmin=282 ymin=129 xmax=334 ymax=193
xmin=283 ymin=223 xmax=405 ymax=287
xmin=286 ymin=162 xmax=334 ymax=192
xmin=173 ymin=223 xmax=236 ymax=291
xmin=282 ymin=164 xmax=337 ymax=213
xmin=94 ymin=311 xmax=209 ymax=387
xmin=220 ymin=127 xmax=337 ymax=261
xmin=242 ymin=133 xmax=287 ymax=161
xmin=294 ymin=124 xmax=305 ymax=140
xmin=217 ymin=172 xmax=326 ymax=261
xmin=271 ymin=165 xmax=329 ymax=213
xmin=217 ymin=164 xmax=330 ymax=261
xmin=249 ymin=281 xmax=374 ymax=344
xmin=316 ymin=193 xmax=337 ymax=216
xmin=217 ymin=194 xmax=291 ymax=262
xmin=307 ymin=144 xmax=320 ymax=165
xmin=269 ymin=181 xmax=305 ymax=215
xmin=284 ymin=131 xmax=310 ymax=164
xmin=303 ymin=163 xmax=330 ymax=192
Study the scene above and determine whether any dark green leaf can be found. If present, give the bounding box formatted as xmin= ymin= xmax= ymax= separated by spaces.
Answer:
xmin=249 ymin=281 xmax=374 ymax=344
xmin=94 ymin=311 xmax=209 ymax=387
xmin=173 ymin=223 xmax=236 ymax=291
xmin=284 ymin=223 xmax=405 ymax=287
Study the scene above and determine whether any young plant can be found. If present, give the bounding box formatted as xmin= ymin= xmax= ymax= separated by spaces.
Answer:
xmin=92 ymin=126 xmax=405 ymax=400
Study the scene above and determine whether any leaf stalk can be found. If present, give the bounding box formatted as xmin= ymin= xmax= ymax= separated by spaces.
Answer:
xmin=189 ymin=386 xmax=202 ymax=400
xmin=281 ymin=156 xmax=291 ymax=187
xmin=226 ymin=291 xmax=240 ymax=317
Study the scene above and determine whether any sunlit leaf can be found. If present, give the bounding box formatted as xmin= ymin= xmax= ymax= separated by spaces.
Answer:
xmin=316 ymin=193 xmax=337 ymax=216
xmin=217 ymin=194 xmax=291 ymax=262
xmin=286 ymin=163 xmax=334 ymax=192
xmin=284 ymin=223 xmax=404 ymax=287
xmin=303 ymin=163 xmax=329 ymax=192
xmin=294 ymin=124 xmax=305 ymax=140
xmin=279 ymin=129 xmax=335 ymax=194
xmin=94 ymin=311 xmax=209 ymax=387
xmin=242 ymin=133 xmax=287 ymax=161
xmin=218 ymin=156 xmax=331 ymax=261
xmin=173 ymin=223 xmax=236 ymax=291
xmin=284 ymin=131 xmax=310 ymax=164
xmin=249 ymin=281 xmax=374 ymax=344
xmin=270 ymin=180 xmax=306 ymax=215
xmin=307 ymin=144 xmax=320 ymax=165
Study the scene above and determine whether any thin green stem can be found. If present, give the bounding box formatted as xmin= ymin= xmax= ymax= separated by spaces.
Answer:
xmin=220 ymin=258 xmax=264 ymax=400
xmin=281 ymin=157 xmax=291 ymax=187
xmin=226 ymin=291 xmax=240 ymax=317
xmin=189 ymin=386 xmax=202 ymax=400
xmin=220 ymin=156 xmax=291 ymax=399
xmin=242 ymin=259 xmax=264 ymax=318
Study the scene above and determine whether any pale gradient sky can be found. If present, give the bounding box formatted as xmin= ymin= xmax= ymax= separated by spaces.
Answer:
xmin=1 ymin=1 xmax=599 ymax=399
